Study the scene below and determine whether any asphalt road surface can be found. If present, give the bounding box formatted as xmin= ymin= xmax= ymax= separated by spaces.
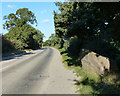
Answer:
xmin=1 ymin=47 xmax=77 ymax=94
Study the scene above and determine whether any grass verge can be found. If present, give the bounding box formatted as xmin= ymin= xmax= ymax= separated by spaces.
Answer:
xmin=52 ymin=46 xmax=120 ymax=95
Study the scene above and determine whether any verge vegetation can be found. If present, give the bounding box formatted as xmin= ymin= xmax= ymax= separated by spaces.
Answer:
xmin=43 ymin=2 xmax=120 ymax=95
xmin=2 ymin=8 xmax=44 ymax=57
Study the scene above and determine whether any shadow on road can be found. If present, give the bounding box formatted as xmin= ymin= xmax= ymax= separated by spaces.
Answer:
xmin=2 ymin=52 xmax=35 ymax=61
xmin=39 ymin=47 xmax=47 ymax=50
xmin=1 ymin=47 xmax=48 ymax=62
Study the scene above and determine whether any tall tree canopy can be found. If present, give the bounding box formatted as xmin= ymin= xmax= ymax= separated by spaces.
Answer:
xmin=54 ymin=2 xmax=120 ymax=42
xmin=3 ymin=8 xmax=44 ymax=50
xmin=3 ymin=8 xmax=37 ymax=30
xmin=53 ymin=2 xmax=120 ymax=59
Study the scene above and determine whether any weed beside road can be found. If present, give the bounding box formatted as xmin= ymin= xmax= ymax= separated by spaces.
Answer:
xmin=54 ymin=46 xmax=120 ymax=95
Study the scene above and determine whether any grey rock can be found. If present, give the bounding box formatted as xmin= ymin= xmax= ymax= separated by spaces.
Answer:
xmin=81 ymin=52 xmax=110 ymax=75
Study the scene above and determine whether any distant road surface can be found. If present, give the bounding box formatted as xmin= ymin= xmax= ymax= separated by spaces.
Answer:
xmin=1 ymin=47 xmax=77 ymax=94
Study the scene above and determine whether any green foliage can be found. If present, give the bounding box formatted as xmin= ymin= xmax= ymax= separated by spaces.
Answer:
xmin=3 ymin=8 xmax=44 ymax=50
xmin=77 ymin=77 xmax=120 ymax=95
xmin=53 ymin=2 xmax=120 ymax=95
xmin=4 ymin=24 xmax=43 ymax=50
xmin=3 ymin=8 xmax=37 ymax=30
xmin=82 ymin=39 xmax=120 ymax=59
xmin=63 ymin=40 xmax=69 ymax=50
xmin=67 ymin=37 xmax=83 ymax=58
xmin=54 ymin=2 xmax=120 ymax=65
xmin=33 ymin=32 xmax=44 ymax=47
xmin=93 ymin=3 xmax=120 ymax=42
xmin=54 ymin=42 xmax=120 ymax=95
xmin=54 ymin=2 xmax=106 ymax=40
xmin=43 ymin=33 xmax=64 ymax=48
xmin=43 ymin=40 xmax=51 ymax=47
xmin=2 ymin=35 xmax=16 ymax=53
xmin=54 ymin=2 xmax=120 ymax=50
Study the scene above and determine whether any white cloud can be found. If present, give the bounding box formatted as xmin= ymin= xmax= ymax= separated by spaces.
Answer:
xmin=41 ymin=19 xmax=50 ymax=23
xmin=7 ymin=5 xmax=13 ymax=8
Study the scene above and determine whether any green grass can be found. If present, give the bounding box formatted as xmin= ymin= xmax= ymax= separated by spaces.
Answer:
xmin=73 ymin=66 xmax=101 ymax=94
xmin=45 ymin=46 xmax=120 ymax=95
xmin=76 ymin=85 xmax=94 ymax=94
xmin=74 ymin=66 xmax=120 ymax=94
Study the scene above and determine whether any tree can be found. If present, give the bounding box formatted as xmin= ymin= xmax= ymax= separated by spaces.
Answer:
xmin=3 ymin=8 xmax=44 ymax=50
xmin=54 ymin=2 xmax=120 ymax=59
xmin=3 ymin=8 xmax=37 ymax=30
xmin=54 ymin=2 xmax=120 ymax=44
xmin=4 ymin=24 xmax=44 ymax=50
xmin=33 ymin=31 xmax=44 ymax=47
xmin=2 ymin=35 xmax=16 ymax=53
xmin=93 ymin=2 xmax=120 ymax=42
xmin=43 ymin=33 xmax=63 ymax=48
xmin=54 ymin=2 xmax=107 ymax=40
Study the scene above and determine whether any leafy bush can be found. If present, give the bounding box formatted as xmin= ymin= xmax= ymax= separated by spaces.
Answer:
xmin=2 ymin=36 xmax=16 ymax=53
xmin=3 ymin=8 xmax=44 ymax=50
xmin=67 ymin=37 xmax=83 ymax=58
xmin=83 ymin=39 xmax=120 ymax=59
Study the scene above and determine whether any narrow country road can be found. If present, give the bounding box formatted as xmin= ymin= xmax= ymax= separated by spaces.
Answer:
xmin=1 ymin=47 xmax=77 ymax=94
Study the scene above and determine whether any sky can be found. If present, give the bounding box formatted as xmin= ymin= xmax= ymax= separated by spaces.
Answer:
xmin=1 ymin=1 xmax=61 ymax=41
